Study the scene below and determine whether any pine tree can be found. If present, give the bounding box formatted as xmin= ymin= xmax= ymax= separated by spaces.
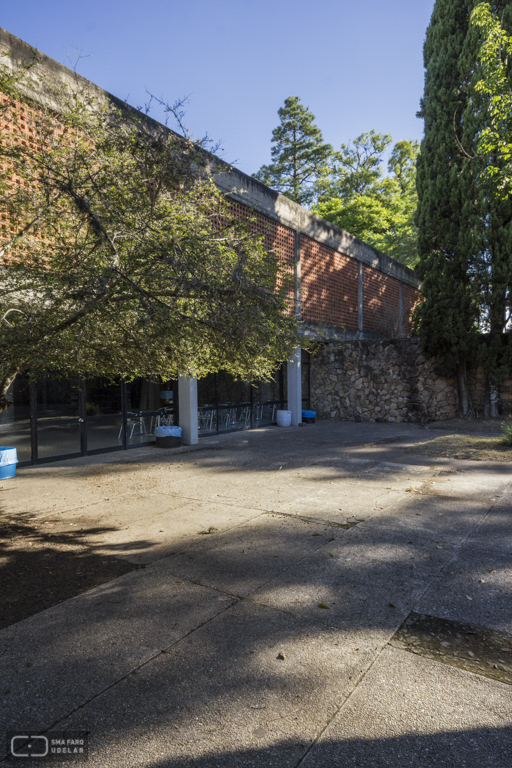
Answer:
xmin=253 ymin=96 xmax=331 ymax=207
xmin=416 ymin=0 xmax=512 ymax=416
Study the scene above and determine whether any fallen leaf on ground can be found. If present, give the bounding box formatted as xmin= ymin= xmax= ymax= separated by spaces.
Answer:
xmin=466 ymin=595 xmax=473 ymax=600
xmin=318 ymin=603 xmax=330 ymax=609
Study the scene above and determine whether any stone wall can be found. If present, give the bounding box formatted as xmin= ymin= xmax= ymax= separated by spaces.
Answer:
xmin=310 ymin=339 xmax=458 ymax=423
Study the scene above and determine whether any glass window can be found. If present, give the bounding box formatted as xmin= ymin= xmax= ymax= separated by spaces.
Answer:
xmin=0 ymin=373 xmax=32 ymax=464
xmin=216 ymin=372 xmax=250 ymax=434
xmin=198 ymin=374 xmax=217 ymax=436
xmin=36 ymin=375 xmax=82 ymax=459
xmin=124 ymin=378 xmax=160 ymax=446
xmin=85 ymin=378 xmax=123 ymax=452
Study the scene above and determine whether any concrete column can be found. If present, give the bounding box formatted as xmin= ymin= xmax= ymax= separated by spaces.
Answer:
xmin=358 ymin=261 xmax=363 ymax=334
xmin=178 ymin=375 xmax=198 ymax=445
xmin=294 ymin=230 xmax=302 ymax=322
xmin=287 ymin=347 xmax=302 ymax=426
xmin=398 ymin=280 xmax=404 ymax=337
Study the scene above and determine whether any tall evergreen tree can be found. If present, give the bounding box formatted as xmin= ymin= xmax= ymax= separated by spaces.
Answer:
xmin=468 ymin=3 xmax=512 ymax=415
xmin=416 ymin=0 xmax=512 ymax=416
xmin=253 ymin=96 xmax=331 ymax=207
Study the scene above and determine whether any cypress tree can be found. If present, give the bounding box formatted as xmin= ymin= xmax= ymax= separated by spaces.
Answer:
xmin=253 ymin=96 xmax=331 ymax=207
xmin=416 ymin=0 xmax=512 ymax=416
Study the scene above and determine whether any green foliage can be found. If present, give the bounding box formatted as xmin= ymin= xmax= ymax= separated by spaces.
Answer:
xmin=314 ymin=132 xmax=420 ymax=267
xmin=501 ymin=420 xmax=512 ymax=446
xmin=415 ymin=0 xmax=512 ymax=416
xmin=471 ymin=3 xmax=512 ymax=195
xmin=0 ymin=65 xmax=299 ymax=409
xmin=253 ymin=96 xmax=332 ymax=207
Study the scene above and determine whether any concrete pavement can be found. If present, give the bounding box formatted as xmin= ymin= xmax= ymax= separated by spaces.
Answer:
xmin=1 ymin=421 xmax=511 ymax=766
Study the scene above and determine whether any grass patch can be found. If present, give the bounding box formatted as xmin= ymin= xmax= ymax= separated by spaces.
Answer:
xmin=409 ymin=434 xmax=512 ymax=462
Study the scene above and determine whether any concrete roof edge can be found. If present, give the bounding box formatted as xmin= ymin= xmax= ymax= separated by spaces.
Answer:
xmin=0 ymin=26 xmax=420 ymax=291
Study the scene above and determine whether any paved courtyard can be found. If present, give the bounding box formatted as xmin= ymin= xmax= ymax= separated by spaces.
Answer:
xmin=1 ymin=421 xmax=511 ymax=767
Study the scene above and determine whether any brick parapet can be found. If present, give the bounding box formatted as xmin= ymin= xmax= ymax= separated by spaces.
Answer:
xmin=0 ymin=25 xmax=422 ymax=340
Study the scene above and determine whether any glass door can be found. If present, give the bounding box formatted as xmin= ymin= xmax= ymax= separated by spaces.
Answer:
xmin=85 ymin=378 xmax=123 ymax=453
xmin=0 ymin=374 xmax=32 ymax=465
xmin=36 ymin=375 xmax=82 ymax=460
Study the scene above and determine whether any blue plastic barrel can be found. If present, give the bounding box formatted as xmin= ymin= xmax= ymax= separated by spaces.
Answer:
xmin=0 ymin=446 xmax=18 ymax=479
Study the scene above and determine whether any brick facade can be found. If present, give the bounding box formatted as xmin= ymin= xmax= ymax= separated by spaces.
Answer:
xmin=1 ymin=27 xmax=422 ymax=343
xmin=301 ymin=235 xmax=359 ymax=330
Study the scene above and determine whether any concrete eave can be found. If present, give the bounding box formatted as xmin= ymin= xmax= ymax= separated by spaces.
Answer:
xmin=0 ymin=26 xmax=421 ymax=291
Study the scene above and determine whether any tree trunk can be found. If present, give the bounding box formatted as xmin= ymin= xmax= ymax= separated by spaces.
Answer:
xmin=484 ymin=376 xmax=500 ymax=418
xmin=0 ymin=372 xmax=17 ymax=414
xmin=457 ymin=360 xmax=471 ymax=418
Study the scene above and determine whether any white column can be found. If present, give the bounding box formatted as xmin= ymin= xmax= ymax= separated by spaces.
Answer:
xmin=287 ymin=347 xmax=302 ymax=426
xmin=178 ymin=375 xmax=198 ymax=445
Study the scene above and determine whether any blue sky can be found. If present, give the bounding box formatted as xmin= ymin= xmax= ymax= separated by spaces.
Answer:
xmin=2 ymin=0 xmax=435 ymax=176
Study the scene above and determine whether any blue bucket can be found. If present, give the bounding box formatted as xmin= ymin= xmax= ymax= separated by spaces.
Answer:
xmin=0 ymin=446 xmax=18 ymax=479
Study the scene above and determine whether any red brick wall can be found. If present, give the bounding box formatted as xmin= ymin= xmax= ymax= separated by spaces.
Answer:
xmin=2 ymin=88 xmax=420 ymax=337
xmin=227 ymin=201 xmax=295 ymax=308
xmin=301 ymin=235 xmax=359 ymax=329
xmin=362 ymin=265 xmax=401 ymax=335
xmin=402 ymin=283 xmax=421 ymax=335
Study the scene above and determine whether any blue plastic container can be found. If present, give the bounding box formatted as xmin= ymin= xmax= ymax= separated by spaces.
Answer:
xmin=0 ymin=446 xmax=18 ymax=479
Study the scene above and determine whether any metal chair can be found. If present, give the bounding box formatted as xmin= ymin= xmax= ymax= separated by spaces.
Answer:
xmin=118 ymin=412 xmax=146 ymax=440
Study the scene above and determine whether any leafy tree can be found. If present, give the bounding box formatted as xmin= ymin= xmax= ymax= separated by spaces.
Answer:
xmin=314 ymin=131 xmax=420 ymax=267
xmin=253 ymin=96 xmax=332 ymax=207
xmin=415 ymin=0 xmax=512 ymax=417
xmin=0 ymin=61 xmax=299 ymax=413
xmin=470 ymin=2 xmax=512 ymax=194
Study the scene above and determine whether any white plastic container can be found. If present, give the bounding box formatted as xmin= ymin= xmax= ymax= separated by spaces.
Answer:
xmin=276 ymin=410 xmax=292 ymax=427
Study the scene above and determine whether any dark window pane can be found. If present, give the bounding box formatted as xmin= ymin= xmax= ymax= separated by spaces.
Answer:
xmin=85 ymin=379 xmax=123 ymax=452
xmin=0 ymin=373 xmax=32 ymax=464
xmin=36 ymin=375 xmax=81 ymax=459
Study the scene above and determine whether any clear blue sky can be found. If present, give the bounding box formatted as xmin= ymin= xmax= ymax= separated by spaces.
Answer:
xmin=2 ymin=0 xmax=435 ymax=176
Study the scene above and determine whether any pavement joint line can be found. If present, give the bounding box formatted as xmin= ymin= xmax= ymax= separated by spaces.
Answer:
xmin=161 ymin=528 xmax=346 ymax=601
xmin=293 ymin=631 xmax=396 ymax=768
xmin=112 ymin=509 xmax=268 ymax=567
xmin=293 ymin=475 xmax=512 ymax=766
xmin=0 ymin=592 xmax=241 ymax=764
xmin=262 ymin=509 xmax=359 ymax=529
xmin=33 ymin=492 xmax=271 ymax=525
xmin=13 ymin=491 xmax=138 ymax=521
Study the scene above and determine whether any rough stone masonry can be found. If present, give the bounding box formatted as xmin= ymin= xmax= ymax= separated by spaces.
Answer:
xmin=311 ymin=338 xmax=459 ymax=423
